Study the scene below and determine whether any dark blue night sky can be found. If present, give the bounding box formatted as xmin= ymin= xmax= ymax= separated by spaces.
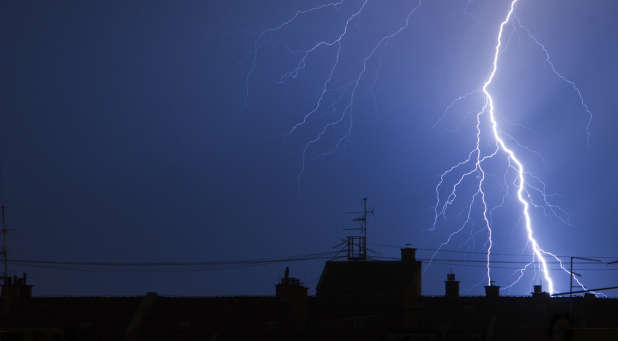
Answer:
xmin=6 ymin=0 xmax=618 ymax=297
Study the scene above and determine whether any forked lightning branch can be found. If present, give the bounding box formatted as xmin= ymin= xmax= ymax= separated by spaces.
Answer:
xmin=247 ymin=0 xmax=594 ymax=295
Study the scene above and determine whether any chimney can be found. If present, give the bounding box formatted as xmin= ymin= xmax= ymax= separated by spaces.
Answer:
xmin=276 ymin=267 xmax=307 ymax=300
xmin=275 ymin=267 xmax=308 ymax=330
xmin=484 ymin=281 xmax=500 ymax=298
xmin=533 ymin=285 xmax=542 ymax=294
xmin=401 ymin=248 xmax=416 ymax=263
xmin=445 ymin=273 xmax=459 ymax=297
xmin=532 ymin=285 xmax=549 ymax=299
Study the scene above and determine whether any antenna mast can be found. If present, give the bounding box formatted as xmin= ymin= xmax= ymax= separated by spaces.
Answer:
xmin=345 ymin=198 xmax=373 ymax=261
xmin=1 ymin=205 xmax=8 ymax=282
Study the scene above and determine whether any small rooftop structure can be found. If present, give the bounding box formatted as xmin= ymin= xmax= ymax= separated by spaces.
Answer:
xmin=484 ymin=281 xmax=500 ymax=298
xmin=1 ymin=273 xmax=32 ymax=309
xmin=445 ymin=273 xmax=459 ymax=298
xmin=316 ymin=248 xmax=421 ymax=305
xmin=532 ymin=285 xmax=549 ymax=299
xmin=275 ymin=267 xmax=307 ymax=301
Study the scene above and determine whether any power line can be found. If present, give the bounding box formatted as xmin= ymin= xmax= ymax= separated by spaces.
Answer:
xmin=8 ymin=256 xmax=617 ymax=269
xmin=370 ymin=243 xmax=618 ymax=259
xmin=7 ymin=251 xmax=341 ymax=268
xmin=368 ymin=255 xmax=616 ymax=265
xmin=15 ymin=259 xmax=349 ymax=273
xmin=7 ymin=249 xmax=618 ymax=274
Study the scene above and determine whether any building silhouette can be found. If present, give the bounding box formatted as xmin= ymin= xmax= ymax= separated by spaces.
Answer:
xmin=1 ymin=249 xmax=617 ymax=340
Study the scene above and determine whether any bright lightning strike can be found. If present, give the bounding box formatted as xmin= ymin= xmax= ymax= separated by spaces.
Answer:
xmin=482 ymin=0 xmax=559 ymax=292
xmin=432 ymin=0 xmax=594 ymax=295
xmin=251 ymin=1 xmax=595 ymax=296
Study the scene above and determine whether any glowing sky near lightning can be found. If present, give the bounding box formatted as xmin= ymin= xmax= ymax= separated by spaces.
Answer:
xmin=6 ymin=0 xmax=618 ymax=296
xmin=430 ymin=0 xmax=597 ymax=295
xmin=247 ymin=0 xmax=614 ymax=296
xmin=480 ymin=0 xmax=556 ymax=292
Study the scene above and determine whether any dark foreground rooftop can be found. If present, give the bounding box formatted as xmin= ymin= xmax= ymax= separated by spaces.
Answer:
xmin=1 ymin=250 xmax=616 ymax=340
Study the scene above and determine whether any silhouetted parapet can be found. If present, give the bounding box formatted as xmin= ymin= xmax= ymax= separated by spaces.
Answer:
xmin=445 ymin=273 xmax=459 ymax=298
xmin=1 ymin=273 xmax=32 ymax=314
xmin=1 ymin=273 xmax=32 ymax=300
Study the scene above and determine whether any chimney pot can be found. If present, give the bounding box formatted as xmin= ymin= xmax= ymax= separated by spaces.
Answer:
xmin=401 ymin=248 xmax=416 ymax=262
xmin=484 ymin=283 xmax=500 ymax=298
xmin=445 ymin=273 xmax=459 ymax=297
xmin=532 ymin=285 xmax=549 ymax=299
xmin=533 ymin=285 xmax=542 ymax=294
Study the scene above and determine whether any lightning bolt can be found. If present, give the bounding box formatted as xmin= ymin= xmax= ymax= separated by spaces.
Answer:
xmin=285 ymin=0 xmax=370 ymax=137
xmin=432 ymin=0 xmax=594 ymax=295
xmin=251 ymin=1 xmax=595 ymax=295
xmin=483 ymin=0 xmax=556 ymax=293
xmin=280 ymin=0 xmax=424 ymax=192
xmin=432 ymin=89 xmax=479 ymax=129
xmin=245 ymin=0 xmax=346 ymax=104
xmin=514 ymin=16 xmax=593 ymax=145
xmin=503 ymin=259 xmax=534 ymax=291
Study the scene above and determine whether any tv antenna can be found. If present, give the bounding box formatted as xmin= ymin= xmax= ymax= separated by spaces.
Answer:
xmin=344 ymin=197 xmax=374 ymax=261
xmin=0 ymin=205 xmax=14 ymax=283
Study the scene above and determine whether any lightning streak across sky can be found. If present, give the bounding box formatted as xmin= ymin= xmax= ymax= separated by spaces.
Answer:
xmin=431 ymin=0 xmax=594 ymax=294
xmin=483 ymin=0 xmax=549 ymax=289
xmin=245 ymin=0 xmax=346 ymax=103
xmin=247 ymin=0 xmax=423 ymax=192
xmin=249 ymin=0 xmax=595 ymax=295
xmin=514 ymin=16 xmax=593 ymax=145
xmin=297 ymin=0 xmax=423 ymax=187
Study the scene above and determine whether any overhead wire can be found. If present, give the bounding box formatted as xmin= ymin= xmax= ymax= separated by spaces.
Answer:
xmin=370 ymin=242 xmax=618 ymax=259
xmin=7 ymin=247 xmax=617 ymax=273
